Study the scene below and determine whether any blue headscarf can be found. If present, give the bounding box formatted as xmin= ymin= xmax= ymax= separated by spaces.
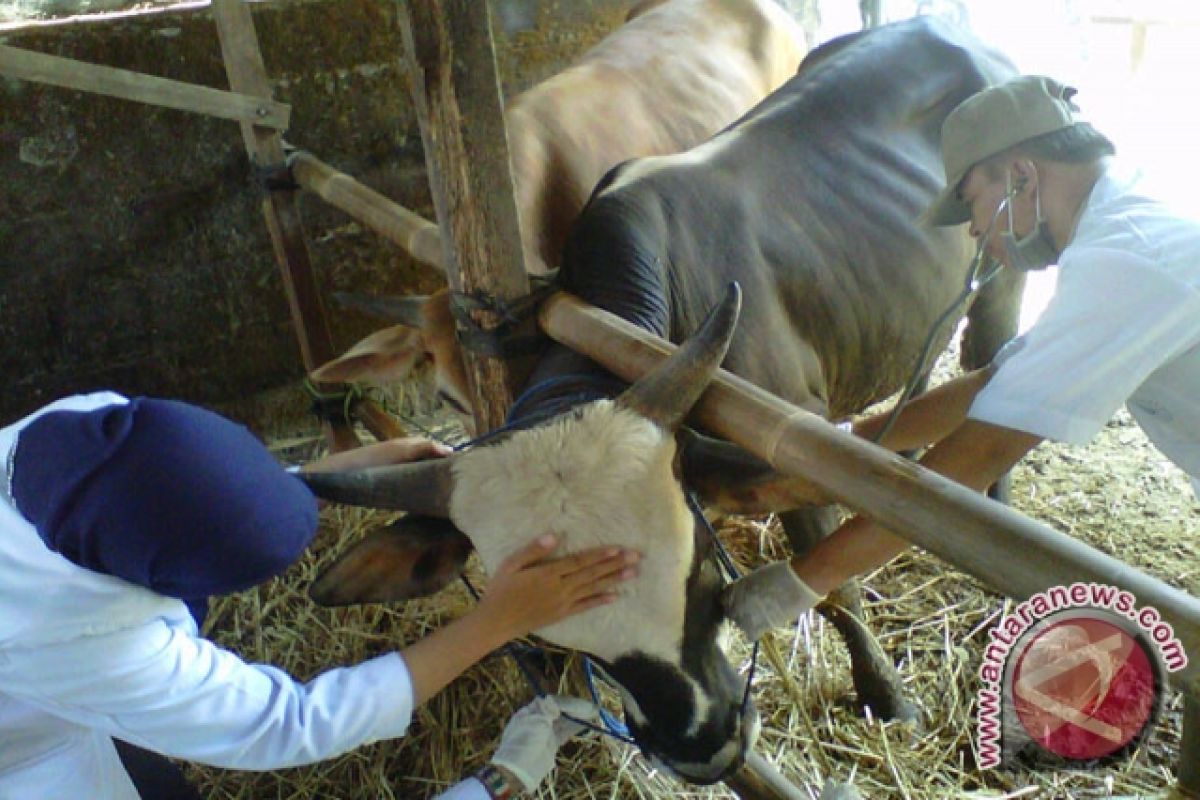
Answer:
xmin=10 ymin=397 xmax=318 ymax=626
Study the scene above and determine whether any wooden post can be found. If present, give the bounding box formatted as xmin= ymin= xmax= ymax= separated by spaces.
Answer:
xmin=211 ymin=0 xmax=360 ymax=452
xmin=1180 ymin=694 xmax=1200 ymax=798
xmin=859 ymin=0 xmax=883 ymax=29
xmin=398 ymin=0 xmax=533 ymax=433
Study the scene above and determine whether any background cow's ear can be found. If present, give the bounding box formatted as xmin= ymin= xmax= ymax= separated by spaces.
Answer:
xmin=677 ymin=429 xmax=834 ymax=513
xmin=309 ymin=325 xmax=426 ymax=384
xmin=309 ymin=515 xmax=472 ymax=606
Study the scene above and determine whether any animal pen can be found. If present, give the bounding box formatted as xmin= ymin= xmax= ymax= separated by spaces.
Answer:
xmin=2 ymin=1 xmax=1198 ymax=798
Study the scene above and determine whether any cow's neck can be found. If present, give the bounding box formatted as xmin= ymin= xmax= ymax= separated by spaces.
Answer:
xmin=511 ymin=348 xmax=626 ymax=423
xmin=559 ymin=198 xmax=673 ymax=340
xmin=519 ymin=196 xmax=674 ymax=420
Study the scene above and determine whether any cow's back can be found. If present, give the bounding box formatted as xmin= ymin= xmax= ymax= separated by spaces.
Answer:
xmin=506 ymin=0 xmax=806 ymax=274
xmin=565 ymin=18 xmax=1016 ymax=417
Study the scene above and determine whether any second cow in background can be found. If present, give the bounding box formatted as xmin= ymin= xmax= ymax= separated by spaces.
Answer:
xmin=311 ymin=0 xmax=807 ymax=416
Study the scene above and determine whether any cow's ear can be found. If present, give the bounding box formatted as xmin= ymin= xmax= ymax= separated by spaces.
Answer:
xmin=677 ymin=429 xmax=834 ymax=513
xmin=309 ymin=325 xmax=426 ymax=384
xmin=309 ymin=515 xmax=472 ymax=606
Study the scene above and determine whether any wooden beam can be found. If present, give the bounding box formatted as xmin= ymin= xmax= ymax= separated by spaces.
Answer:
xmin=0 ymin=45 xmax=291 ymax=128
xmin=399 ymin=0 xmax=533 ymax=433
xmin=538 ymin=291 xmax=1200 ymax=698
xmin=211 ymin=0 xmax=360 ymax=452
xmin=289 ymin=151 xmax=444 ymax=271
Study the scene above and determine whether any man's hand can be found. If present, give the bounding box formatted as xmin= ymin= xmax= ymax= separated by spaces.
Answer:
xmin=490 ymin=695 xmax=600 ymax=792
xmin=721 ymin=560 xmax=823 ymax=641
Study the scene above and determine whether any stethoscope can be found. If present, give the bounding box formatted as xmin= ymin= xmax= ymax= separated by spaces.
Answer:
xmin=871 ymin=184 xmax=1018 ymax=445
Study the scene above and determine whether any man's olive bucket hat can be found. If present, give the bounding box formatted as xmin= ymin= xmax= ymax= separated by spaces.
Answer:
xmin=926 ymin=75 xmax=1083 ymax=226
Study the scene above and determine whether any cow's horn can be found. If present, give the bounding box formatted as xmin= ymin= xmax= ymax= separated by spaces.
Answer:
xmin=617 ymin=282 xmax=741 ymax=431
xmin=334 ymin=292 xmax=428 ymax=328
xmin=299 ymin=457 xmax=454 ymax=518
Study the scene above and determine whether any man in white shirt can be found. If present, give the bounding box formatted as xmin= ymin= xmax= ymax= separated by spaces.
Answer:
xmin=0 ymin=392 xmax=636 ymax=799
xmin=722 ymin=75 xmax=1200 ymax=639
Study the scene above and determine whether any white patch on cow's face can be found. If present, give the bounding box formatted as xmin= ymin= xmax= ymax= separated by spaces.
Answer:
xmin=449 ymin=400 xmax=694 ymax=665
xmin=602 ymin=128 xmax=745 ymax=195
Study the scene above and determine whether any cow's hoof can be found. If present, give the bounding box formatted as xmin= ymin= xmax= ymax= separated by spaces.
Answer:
xmin=864 ymin=694 xmax=921 ymax=727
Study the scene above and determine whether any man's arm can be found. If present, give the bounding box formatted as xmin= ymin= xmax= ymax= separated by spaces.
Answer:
xmin=794 ymin=418 xmax=1043 ymax=595
xmin=850 ymin=367 xmax=995 ymax=452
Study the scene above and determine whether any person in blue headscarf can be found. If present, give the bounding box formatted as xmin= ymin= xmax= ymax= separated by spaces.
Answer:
xmin=0 ymin=392 xmax=638 ymax=800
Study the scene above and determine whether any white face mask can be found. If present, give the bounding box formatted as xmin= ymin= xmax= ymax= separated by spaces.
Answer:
xmin=999 ymin=169 xmax=1059 ymax=271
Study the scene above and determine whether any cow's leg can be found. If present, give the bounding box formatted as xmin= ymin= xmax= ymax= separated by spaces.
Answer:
xmin=779 ymin=508 xmax=918 ymax=722
xmin=960 ymin=266 xmax=1027 ymax=505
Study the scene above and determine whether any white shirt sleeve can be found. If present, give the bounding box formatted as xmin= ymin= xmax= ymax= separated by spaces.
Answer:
xmin=0 ymin=616 xmax=415 ymax=769
xmin=969 ymin=247 xmax=1200 ymax=444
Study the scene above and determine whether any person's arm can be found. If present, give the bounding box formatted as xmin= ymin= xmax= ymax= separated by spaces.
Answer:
xmin=0 ymin=538 xmax=636 ymax=771
xmin=301 ymin=437 xmax=453 ymax=473
xmin=724 ymin=419 xmax=1041 ymax=639
xmin=793 ymin=418 xmax=1042 ymax=594
xmin=849 ymin=367 xmax=995 ymax=452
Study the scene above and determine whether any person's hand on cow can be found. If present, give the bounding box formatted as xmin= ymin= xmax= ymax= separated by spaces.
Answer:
xmin=721 ymin=560 xmax=823 ymax=641
xmin=477 ymin=535 xmax=641 ymax=642
xmin=485 ymin=695 xmax=599 ymax=794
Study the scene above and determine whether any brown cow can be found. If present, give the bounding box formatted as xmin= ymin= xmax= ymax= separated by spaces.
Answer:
xmin=310 ymin=0 xmax=806 ymax=417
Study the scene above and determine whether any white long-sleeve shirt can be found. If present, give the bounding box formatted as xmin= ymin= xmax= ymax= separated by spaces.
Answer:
xmin=0 ymin=393 xmax=487 ymax=800
xmin=970 ymin=162 xmax=1200 ymax=499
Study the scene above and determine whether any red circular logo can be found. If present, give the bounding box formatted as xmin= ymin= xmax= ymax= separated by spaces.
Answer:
xmin=1011 ymin=615 xmax=1158 ymax=760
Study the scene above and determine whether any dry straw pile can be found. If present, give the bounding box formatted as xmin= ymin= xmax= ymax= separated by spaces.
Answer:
xmin=193 ymin=377 xmax=1197 ymax=799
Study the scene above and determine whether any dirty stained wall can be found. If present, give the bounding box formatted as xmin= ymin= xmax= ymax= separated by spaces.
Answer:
xmin=0 ymin=0 xmax=644 ymax=423
xmin=0 ymin=0 xmax=818 ymax=425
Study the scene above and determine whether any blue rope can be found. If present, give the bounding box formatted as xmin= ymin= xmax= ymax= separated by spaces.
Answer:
xmin=448 ymin=374 xmax=627 ymax=452
xmin=458 ymin=573 xmax=636 ymax=744
xmin=582 ymin=658 xmax=635 ymax=742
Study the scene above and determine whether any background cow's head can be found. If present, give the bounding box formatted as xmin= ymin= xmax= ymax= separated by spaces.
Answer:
xmin=309 ymin=290 xmax=475 ymax=426
xmin=303 ymin=285 xmax=832 ymax=783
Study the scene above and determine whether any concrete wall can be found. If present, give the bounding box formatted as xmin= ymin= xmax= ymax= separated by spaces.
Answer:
xmin=0 ymin=0 xmax=637 ymax=423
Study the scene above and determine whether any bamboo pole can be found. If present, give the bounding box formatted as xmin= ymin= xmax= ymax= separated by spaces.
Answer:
xmin=0 ymin=44 xmax=291 ymax=128
xmin=399 ymin=0 xmax=533 ymax=434
xmin=539 ymin=291 xmax=1200 ymax=698
xmin=289 ymin=152 xmax=444 ymax=271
